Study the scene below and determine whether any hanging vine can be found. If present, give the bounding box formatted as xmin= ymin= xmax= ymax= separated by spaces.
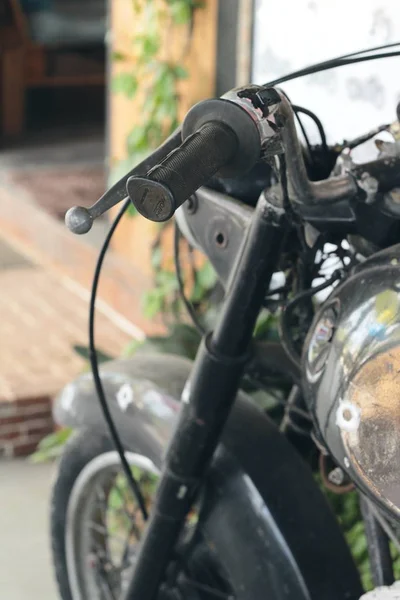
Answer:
xmin=112 ymin=0 xmax=203 ymax=179
xmin=112 ymin=0 xmax=217 ymax=324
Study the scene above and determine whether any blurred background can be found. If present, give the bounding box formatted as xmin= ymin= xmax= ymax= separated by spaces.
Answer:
xmin=0 ymin=1 xmax=399 ymax=598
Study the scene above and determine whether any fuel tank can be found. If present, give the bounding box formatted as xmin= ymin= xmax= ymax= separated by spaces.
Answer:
xmin=303 ymin=244 xmax=400 ymax=519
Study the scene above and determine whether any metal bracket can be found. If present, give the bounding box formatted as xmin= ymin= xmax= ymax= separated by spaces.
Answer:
xmin=176 ymin=186 xmax=253 ymax=288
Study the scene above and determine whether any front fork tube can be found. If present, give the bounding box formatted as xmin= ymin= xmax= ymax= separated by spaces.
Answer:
xmin=124 ymin=193 xmax=288 ymax=600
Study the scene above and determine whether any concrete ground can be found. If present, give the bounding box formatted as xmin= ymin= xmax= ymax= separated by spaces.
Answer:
xmin=0 ymin=459 xmax=58 ymax=599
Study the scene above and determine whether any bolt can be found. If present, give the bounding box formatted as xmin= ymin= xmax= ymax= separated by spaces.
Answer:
xmin=359 ymin=172 xmax=379 ymax=204
xmin=186 ymin=195 xmax=198 ymax=215
xmin=342 ymin=408 xmax=352 ymax=422
xmin=336 ymin=400 xmax=361 ymax=432
xmin=328 ymin=467 xmax=345 ymax=486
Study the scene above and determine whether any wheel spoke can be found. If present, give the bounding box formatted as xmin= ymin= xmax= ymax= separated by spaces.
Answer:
xmin=95 ymin=485 xmax=109 ymax=522
xmin=96 ymin=570 xmax=117 ymax=600
xmin=114 ymin=478 xmax=132 ymax=514
xmin=88 ymin=521 xmax=128 ymax=545
xmin=92 ymin=544 xmax=120 ymax=600
xmin=121 ymin=519 xmax=141 ymax=565
xmin=111 ymin=482 xmax=142 ymax=540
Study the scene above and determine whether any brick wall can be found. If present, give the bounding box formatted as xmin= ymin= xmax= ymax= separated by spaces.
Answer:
xmin=0 ymin=396 xmax=54 ymax=457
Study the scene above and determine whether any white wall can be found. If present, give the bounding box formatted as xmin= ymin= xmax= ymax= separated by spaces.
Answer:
xmin=252 ymin=0 xmax=400 ymax=161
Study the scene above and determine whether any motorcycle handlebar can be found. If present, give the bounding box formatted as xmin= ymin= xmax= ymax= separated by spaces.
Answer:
xmin=126 ymin=121 xmax=238 ymax=222
xmin=65 ymin=84 xmax=400 ymax=233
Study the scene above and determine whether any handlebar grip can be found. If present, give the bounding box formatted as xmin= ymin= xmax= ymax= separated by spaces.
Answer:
xmin=126 ymin=121 xmax=238 ymax=222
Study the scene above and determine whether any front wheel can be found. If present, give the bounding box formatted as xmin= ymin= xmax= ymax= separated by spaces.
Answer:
xmin=51 ymin=429 xmax=261 ymax=600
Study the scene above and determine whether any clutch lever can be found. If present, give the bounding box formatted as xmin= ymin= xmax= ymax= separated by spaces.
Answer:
xmin=65 ymin=128 xmax=183 ymax=234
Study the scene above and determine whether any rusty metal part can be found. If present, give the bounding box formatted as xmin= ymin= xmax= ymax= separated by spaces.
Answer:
xmin=343 ymin=345 xmax=400 ymax=515
xmin=319 ymin=454 xmax=354 ymax=494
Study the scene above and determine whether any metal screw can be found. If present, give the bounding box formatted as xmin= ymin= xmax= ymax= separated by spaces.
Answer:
xmin=186 ymin=195 xmax=198 ymax=215
xmin=328 ymin=467 xmax=345 ymax=486
xmin=359 ymin=172 xmax=379 ymax=205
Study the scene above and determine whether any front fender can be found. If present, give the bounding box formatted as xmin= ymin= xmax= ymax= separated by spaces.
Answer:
xmin=54 ymin=352 xmax=362 ymax=600
xmin=53 ymin=353 xmax=190 ymax=466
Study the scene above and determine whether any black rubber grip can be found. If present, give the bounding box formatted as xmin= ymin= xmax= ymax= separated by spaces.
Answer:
xmin=126 ymin=121 xmax=238 ymax=222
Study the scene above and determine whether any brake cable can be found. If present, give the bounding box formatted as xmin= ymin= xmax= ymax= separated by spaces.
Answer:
xmin=88 ymin=197 xmax=148 ymax=521
xmin=266 ymin=47 xmax=400 ymax=87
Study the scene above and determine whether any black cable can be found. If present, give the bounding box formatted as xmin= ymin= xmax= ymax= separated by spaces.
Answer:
xmin=246 ymin=375 xmax=312 ymax=421
xmin=292 ymin=105 xmax=328 ymax=153
xmin=173 ymin=221 xmax=206 ymax=336
xmin=288 ymin=270 xmax=342 ymax=308
xmin=279 ymin=271 xmax=342 ymax=367
xmin=270 ymin=42 xmax=400 ymax=90
xmin=294 ymin=111 xmax=314 ymax=164
xmin=279 ymin=89 xmax=315 ymax=164
xmin=89 ymin=197 xmax=148 ymax=521
xmin=278 ymin=153 xmax=291 ymax=213
xmin=265 ymin=49 xmax=400 ymax=87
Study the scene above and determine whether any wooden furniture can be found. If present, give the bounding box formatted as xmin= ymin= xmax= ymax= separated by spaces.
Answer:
xmin=0 ymin=0 xmax=106 ymax=137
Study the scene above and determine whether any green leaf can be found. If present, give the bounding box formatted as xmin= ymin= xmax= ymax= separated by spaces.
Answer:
xmin=108 ymin=486 xmax=124 ymax=510
xmin=122 ymin=339 xmax=144 ymax=357
xmin=30 ymin=428 xmax=73 ymax=462
xmin=254 ymin=312 xmax=274 ymax=338
xmin=144 ymin=35 xmax=160 ymax=59
xmin=73 ymin=345 xmax=113 ymax=364
xmin=142 ymin=288 xmax=165 ymax=318
xmin=174 ymin=65 xmax=189 ymax=79
xmin=158 ymin=93 xmax=177 ymax=117
xmin=127 ymin=202 xmax=138 ymax=217
xmin=156 ymin=270 xmax=178 ymax=288
xmin=134 ymin=34 xmax=160 ymax=62
xmin=196 ymin=261 xmax=217 ymax=291
xmin=146 ymin=121 xmax=164 ymax=147
xmin=351 ymin=532 xmax=368 ymax=560
xmin=151 ymin=246 xmax=162 ymax=269
xmin=112 ymin=51 xmax=127 ymax=62
xmin=156 ymin=62 xmax=177 ymax=87
xmin=111 ymin=73 xmax=138 ymax=98
xmin=345 ymin=520 xmax=365 ymax=545
xmin=38 ymin=428 xmax=72 ymax=450
xmin=170 ymin=1 xmax=191 ymax=24
xmin=190 ymin=280 xmax=204 ymax=303
xmin=126 ymin=125 xmax=149 ymax=154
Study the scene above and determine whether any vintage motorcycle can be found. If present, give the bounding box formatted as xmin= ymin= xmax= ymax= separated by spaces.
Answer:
xmin=51 ymin=45 xmax=400 ymax=600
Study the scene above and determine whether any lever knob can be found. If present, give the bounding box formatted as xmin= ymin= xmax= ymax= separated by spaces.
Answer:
xmin=65 ymin=206 xmax=93 ymax=234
